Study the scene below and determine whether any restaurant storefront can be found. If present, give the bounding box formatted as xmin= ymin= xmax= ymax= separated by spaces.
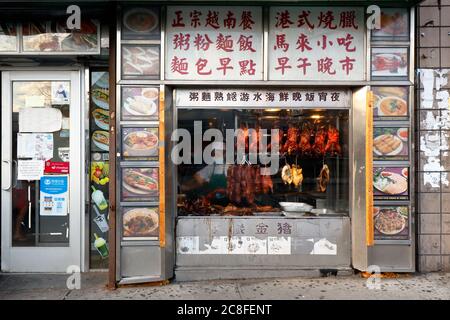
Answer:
xmin=0 ymin=1 xmax=420 ymax=286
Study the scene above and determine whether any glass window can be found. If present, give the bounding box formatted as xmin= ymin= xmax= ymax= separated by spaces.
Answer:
xmin=176 ymin=108 xmax=349 ymax=217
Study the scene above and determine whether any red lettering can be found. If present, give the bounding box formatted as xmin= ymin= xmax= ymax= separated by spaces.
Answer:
xmin=296 ymin=33 xmax=312 ymax=52
xmin=297 ymin=57 xmax=311 ymax=75
xmin=317 ymin=11 xmax=337 ymax=29
xmin=339 ymin=11 xmax=359 ymax=29
xmin=190 ymin=10 xmax=202 ymax=28
xmin=337 ymin=33 xmax=356 ymax=52
xmin=339 ymin=56 xmax=356 ymax=75
xmin=317 ymin=57 xmax=336 ymax=75
xmin=172 ymin=33 xmax=190 ymax=50
xmin=297 ymin=10 xmax=314 ymax=29
xmin=172 ymin=11 xmax=185 ymax=27
xmin=239 ymin=59 xmax=256 ymax=76
xmin=196 ymin=58 xmax=212 ymax=75
xmin=240 ymin=11 xmax=255 ymax=30
xmin=275 ymin=57 xmax=292 ymax=75
xmin=224 ymin=11 xmax=236 ymax=29
xmin=275 ymin=10 xmax=294 ymax=29
xmin=238 ymin=35 xmax=256 ymax=52
xmin=217 ymin=57 xmax=233 ymax=75
xmin=273 ymin=34 xmax=289 ymax=52
xmin=216 ymin=33 xmax=234 ymax=52
xmin=205 ymin=11 xmax=220 ymax=29
xmin=170 ymin=56 xmax=189 ymax=75
xmin=194 ymin=34 xmax=213 ymax=51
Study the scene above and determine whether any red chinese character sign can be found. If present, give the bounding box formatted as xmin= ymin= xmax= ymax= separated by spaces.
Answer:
xmin=269 ymin=7 xmax=365 ymax=81
xmin=166 ymin=6 xmax=263 ymax=80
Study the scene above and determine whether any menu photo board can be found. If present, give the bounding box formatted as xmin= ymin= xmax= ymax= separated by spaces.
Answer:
xmin=166 ymin=6 xmax=263 ymax=80
xmin=373 ymin=127 xmax=409 ymax=161
xmin=374 ymin=205 xmax=409 ymax=241
xmin=121 ymin=167 xmax=159 ymax=202
xmin=372 ymin=86 xmax=409 ymax=119
xmin=121 ymin=86 xmax=159 ymax=120
xmin=373 ymin=166 xmax=409 ymax=200
xmin=122 ymin=206 xmax=159 ymax=240
xmin=268 ymin=7 xmax=365 ymax=81
xmin=122 ymin=127 xmax=159 ymax=160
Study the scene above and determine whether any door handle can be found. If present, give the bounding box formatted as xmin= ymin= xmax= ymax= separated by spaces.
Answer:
xmin=2 ymin=160 xmax=12 ymax=191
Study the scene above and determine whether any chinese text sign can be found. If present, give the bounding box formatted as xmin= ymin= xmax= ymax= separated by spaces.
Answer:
xmin=166 ymin=6 xmax=263 ymax=80
xmin=269 ymin=7 xmax=365 ymax=81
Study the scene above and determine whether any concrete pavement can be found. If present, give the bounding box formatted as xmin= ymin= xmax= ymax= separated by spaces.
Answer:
xmin=0 ymin=272 xmax=449 ymax=300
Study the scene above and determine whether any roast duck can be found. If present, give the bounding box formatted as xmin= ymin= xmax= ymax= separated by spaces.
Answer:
xmin=282 ymin=123 xmax=341 ymax=157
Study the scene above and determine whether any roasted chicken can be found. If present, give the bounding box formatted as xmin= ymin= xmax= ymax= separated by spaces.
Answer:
xmin=325 ymin=126 xmax=341 ymax=156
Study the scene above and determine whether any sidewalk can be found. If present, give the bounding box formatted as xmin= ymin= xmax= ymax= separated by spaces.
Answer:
xmin=0 ymin=272 xmax=449 ymax=300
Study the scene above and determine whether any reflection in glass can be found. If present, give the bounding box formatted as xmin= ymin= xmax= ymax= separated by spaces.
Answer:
xmin=0 ymin=23 xmax=18 ymax=51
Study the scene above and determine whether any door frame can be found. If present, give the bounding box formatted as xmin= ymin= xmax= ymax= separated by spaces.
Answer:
xmin=1 ymin=69 xmax=85 ymax=272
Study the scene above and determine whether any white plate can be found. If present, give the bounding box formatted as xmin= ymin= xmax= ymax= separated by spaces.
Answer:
xmin=279 ymin=202 xmax=313 ymax=212
xmin=124 ymin=97 xmax=157 ymax=116
xmin=373 ymin=134 xmax=403 ymax=156
xmin=123 ymin=8 xmax=158 ymax=34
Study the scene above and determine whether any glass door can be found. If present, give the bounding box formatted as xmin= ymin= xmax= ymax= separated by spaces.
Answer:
xmin=1 ymin=70 xmax=82 ymax=272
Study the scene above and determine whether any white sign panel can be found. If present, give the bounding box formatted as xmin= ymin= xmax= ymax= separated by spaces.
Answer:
xmin=19 ymin=107 xmax=62 ymax=133
xmin=166 ymin=6 xmax=263 ymax=80
xmin=176 ymin=89 xmax=350 ymax=108
xmin=17 ymin=133 xmax=54 ymax=160
xmin=17 ymin=160 xmax=45 ymax=180
xmin=269 ymin=7 xmax=365 ymax=81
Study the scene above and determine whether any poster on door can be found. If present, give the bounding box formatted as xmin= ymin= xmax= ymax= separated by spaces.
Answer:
xmin=39 ymin=175 xmax=69 ymax=216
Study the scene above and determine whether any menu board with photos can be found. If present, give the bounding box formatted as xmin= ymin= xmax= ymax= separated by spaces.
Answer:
xmin=373 ymin=167 xmax=409 ymax=200
xmin=371 ymin=8 xmax=409 ymax=41
xmin=374 ymin=206 xmax=409 ymax=241
xmin=121 ymin=167 xmax=159 ymax=202
xmin=373 ymin=127 xmax=408 ymax=161
xmin=122 ymin=207 xmax=159 ymax=240
xmin=122 ymin=7 xmax=161 ymax=40
xmin=122 ymin=127 xmax=159 ymax=160
xmin=121 ymin=87 xmax=159 ymax=120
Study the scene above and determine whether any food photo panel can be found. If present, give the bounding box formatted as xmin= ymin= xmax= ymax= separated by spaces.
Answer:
xmin=121 ymin=45 xmax=160 ymax=79
xmin=373 ymin=87 xmax=409 ymax=118
xmin=373 ymin=127 xmax=409 ymax=160
xmin=374 ymin=206 xmax=409 ymax=241
xmin=121 ymin=87 xmax=159 ymax=120
xmin=371 ymin=8 xmax=409 ymax=41
xmin=121 ymin=7 xmax=160 ymax=40
xmin=121 ymin=167 xmax=159 ymax=202
xmin=371 ymin=47 xmax=408 ymax=78
xmin=373 ymin=167 xmax=409 ymax=200
xmin=122 ymin=207 xmax=159 ymax=240
xmin=122 ymin=127 xmax=159 ymax=160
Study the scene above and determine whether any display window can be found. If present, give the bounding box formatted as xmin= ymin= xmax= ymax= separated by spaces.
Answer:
xmin=176 ymin=108 xmax=349 ymax=217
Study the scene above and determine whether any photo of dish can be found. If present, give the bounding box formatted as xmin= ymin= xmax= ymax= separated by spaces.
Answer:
xmin=123 ymin=128 xmax=158 ymax=158
xmin=372 ymin=8 xmax=409 ymax=38
xmin=373 ymin=134 xmax=403 ymax=156
xmin=92 ymin=108 xmax=109 ymax=130
xmin=372 ymin=48 xmax=408 ymax=77
xmin=92 ymin=88 xmax=109 ymax=110
xmin=373 ymin=87 xmax=408 ymax=117
xmin=373 ymin=168 xmax=408 ymax=195
xmin=374 ymin=207 xmax=408 ymax=236
xmin=123 ymin=8 xmax=159 ymax=34
xmin=373 ymin=127 xmax=408 ymax=158
xmin=92 ymin=130 xmax=109 ymax=151
xmin=123 ymin=207 xmax=159 ymax=238
xmin=122 ymin=87 xmax=159 ymax=119
xmin=122 ymin=168 xmax=158 ymax=196
xmin=122 ymin=45 xmax=160 ymax=77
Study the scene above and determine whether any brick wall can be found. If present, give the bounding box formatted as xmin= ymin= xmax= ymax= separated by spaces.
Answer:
xmin=417 ymin=0 xmax=450 ymax=271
